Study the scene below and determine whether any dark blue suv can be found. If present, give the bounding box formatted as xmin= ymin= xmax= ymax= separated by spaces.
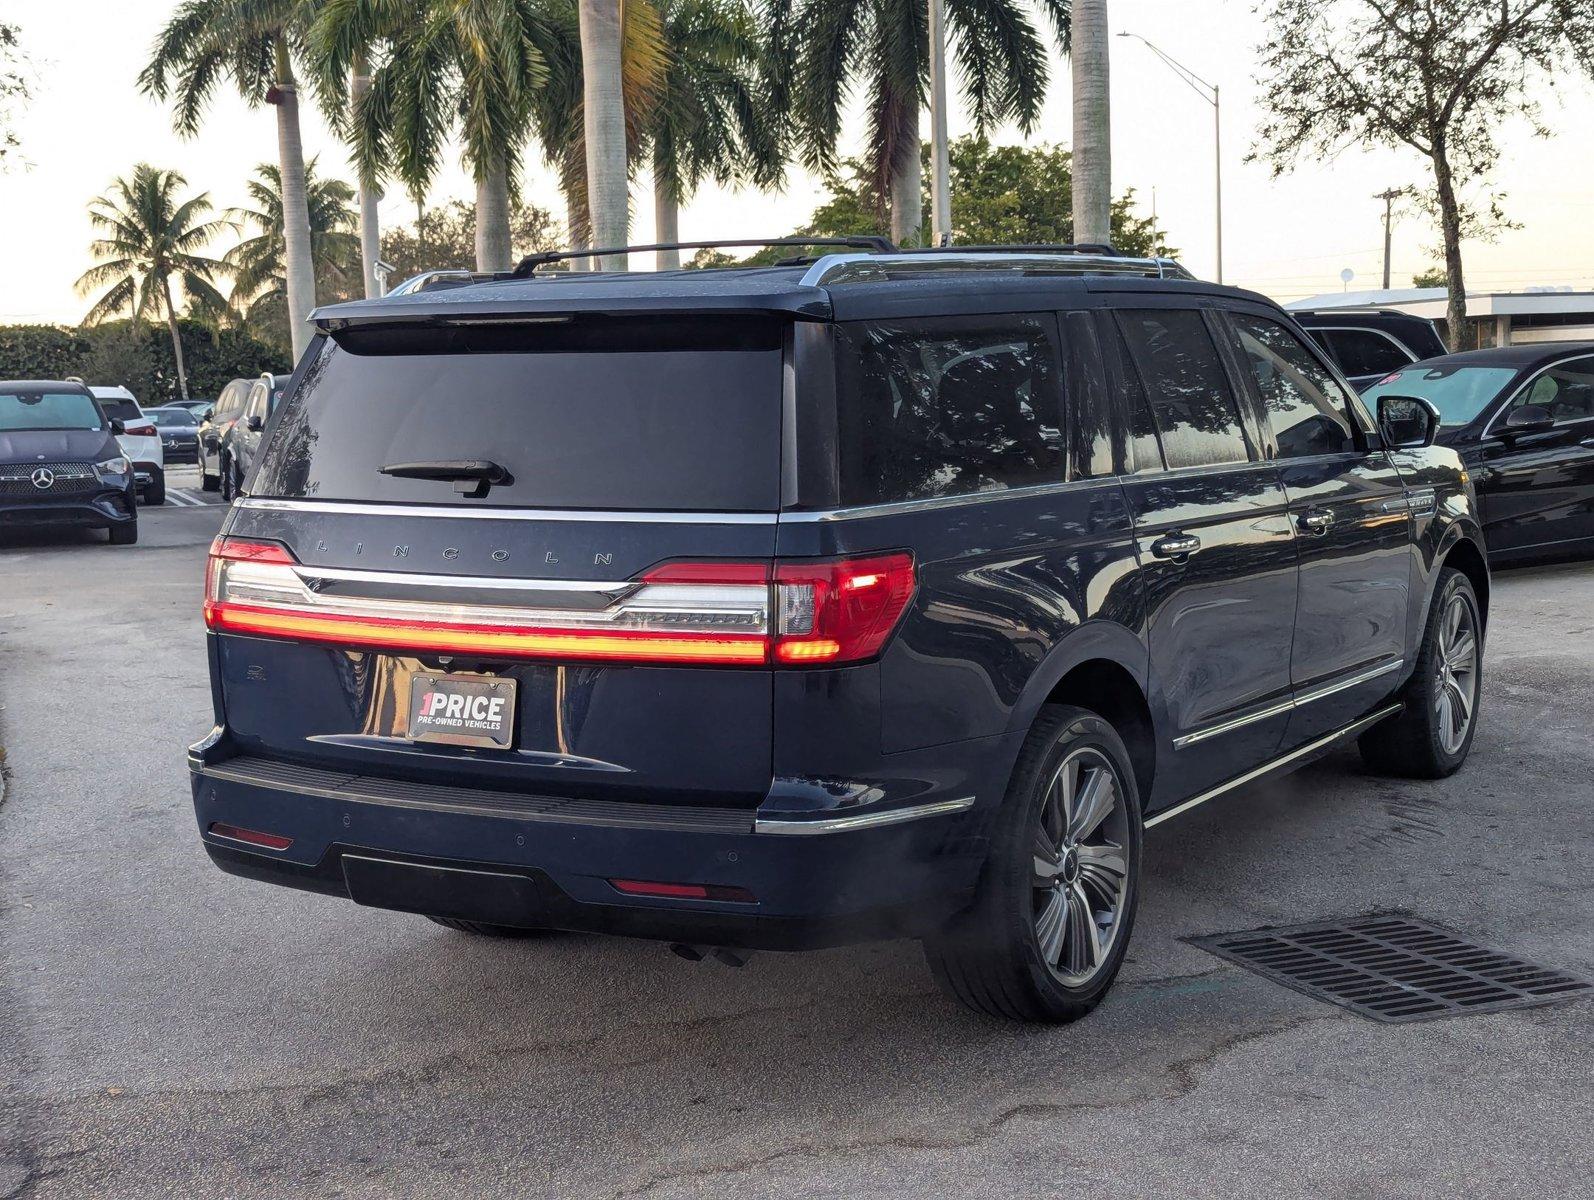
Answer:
xmin=190 ymin=246 xmax=1489 ymax=1022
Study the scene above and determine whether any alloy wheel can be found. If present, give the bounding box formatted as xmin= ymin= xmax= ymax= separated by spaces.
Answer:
xmin=1032 ymin=748 xmax=1131 ymax=985
xmin=1434 ymin=591 xmax=1479 ymax=755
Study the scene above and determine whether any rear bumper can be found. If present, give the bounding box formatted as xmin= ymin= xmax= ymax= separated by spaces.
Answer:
xmin=189 ymin=750 xmax=995 ymax=951
xmin=0 ymin=488 xmax=135 ymax=529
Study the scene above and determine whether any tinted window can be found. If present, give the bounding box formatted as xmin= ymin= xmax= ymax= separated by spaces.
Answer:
xmin=1320 ymin=328 xmax=1413 ymax=378
xmin=244 ymin=384 xmax=268 ymax=421
xmin=1117 ymin=310 xmax=1250 ymax=469
xmin=215 ymin=383 xmax=246 ymax=419
xmin=147 ymin=409 xmax=192 ymax=428
xmin=835 ymin=315 xmax=1064 ymax=505
xmin=0 ymin=390 xmax=103 ymax=432
xmin=1097 ymin=316 xmax=1162 ymax=472
xmin=1505 ymin=356 xmax=1594 ymax=426
xmin=253 ymin=318 xmax=784 ymax=511
xmin=1233 ymin=315 xmax=1356 ymax=458
xmin=1063 ymin=310 xmax=1115 ymax=477
xmin=97 ymin=397 xmax=140 ymax=422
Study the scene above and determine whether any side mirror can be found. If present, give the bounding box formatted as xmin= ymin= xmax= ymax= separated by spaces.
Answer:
xmin=1503 ymin=405 xmax=1555 ymax=437
xmin=109 ymin=418 xmax=126 ymax=435
xmin=202 ymin=407 xmax=214 ymax=421
xmin=246 ymin=415 xmax=263 ymax=432
xmin=1378 ymin=394 xmax=1439 ymax=449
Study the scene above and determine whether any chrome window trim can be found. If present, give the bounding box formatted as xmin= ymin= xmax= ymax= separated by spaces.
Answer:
xmin=753 ymin=795 xmax=975 ymax=835
xmin=1479 ymin=351 xmax=1594 ymax=440
xmin=235 ymin=497 xmax=779 ymax=525
xmin=1149 ymin=703 xmax=1403 ymax=828
xmin=1171 ymin=659 xmax=1403 ymax=750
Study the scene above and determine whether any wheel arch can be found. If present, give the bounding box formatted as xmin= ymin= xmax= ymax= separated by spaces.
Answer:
xmin=1008 ymin=624 xmax=1156 ymax=809
xmin=1439 ymin=531 xmax=1490 ymax=629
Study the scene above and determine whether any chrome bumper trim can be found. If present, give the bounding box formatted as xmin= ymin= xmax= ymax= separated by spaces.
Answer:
xmin=754 ymin=795 xmax=976 ymax=835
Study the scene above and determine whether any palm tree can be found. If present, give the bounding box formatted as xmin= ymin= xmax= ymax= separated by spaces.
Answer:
xmin=783 ymin=0 xmax=1067 ymax=245
xmin=1070 ymin=0 xmax=1109 ymax=244
xmin=327 ymin=0 xmax=549 ymax=274
xmin=76 ymin=165 xmax=230 ymax=402
xmin=227 ymin=160 xmax=361 ymax=347
xmin=529 ymin=0 xmax=667 ymax=270
xmin=648 ymin=0 xmax=781 ymax=268
xmin=580 ymin=0 xmax=633 ymax=269
xmin=141 ymin=0 xmax=319 ymax=362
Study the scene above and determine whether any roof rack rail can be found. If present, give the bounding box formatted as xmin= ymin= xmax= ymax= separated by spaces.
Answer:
xmin=900 ymin=242 xmax=1125 ymax=257
xmin=509 ymin=236 xmax=900 ymax=277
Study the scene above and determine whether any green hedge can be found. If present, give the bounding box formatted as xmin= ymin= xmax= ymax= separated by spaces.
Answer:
xmin=0 ymin=320 xmax=286 ymax=405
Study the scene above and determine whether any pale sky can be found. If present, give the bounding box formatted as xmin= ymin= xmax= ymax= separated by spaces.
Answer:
xmin=2 ymin=0 xmax=1593 ymax=325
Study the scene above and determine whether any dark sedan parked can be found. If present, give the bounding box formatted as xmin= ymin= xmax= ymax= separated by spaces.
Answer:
xmin=147 ymin=406 xmax=201 ymax=464
xmin=1362 ymin=342 xmax=1594 ymax=561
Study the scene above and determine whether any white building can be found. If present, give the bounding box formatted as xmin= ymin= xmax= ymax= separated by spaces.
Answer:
xmin=1285 ymin=286 xmax=1594 ymax=349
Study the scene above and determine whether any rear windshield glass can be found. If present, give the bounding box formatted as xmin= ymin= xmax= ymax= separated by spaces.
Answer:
xmin=253 ymin=318 xmax=785 ymax=511
xmin=97 ymin=398 xmax=141 ymax=422
xmin=147 ymin=409 xmax=192 ymax=427
xmin=0 ymin=390 xmax=104 ymax=432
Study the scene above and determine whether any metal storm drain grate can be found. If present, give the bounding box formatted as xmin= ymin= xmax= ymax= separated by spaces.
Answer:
xmin=1189 ymin=913 xmax=1592 ymax=1023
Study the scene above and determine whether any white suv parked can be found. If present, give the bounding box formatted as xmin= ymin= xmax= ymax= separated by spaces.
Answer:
xmin=91 ymin=386 xmax=165 ymax=506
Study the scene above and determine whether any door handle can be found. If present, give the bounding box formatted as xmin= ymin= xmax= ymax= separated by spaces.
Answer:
xmin=1298 ymin=509 xmax=1335 ymax=535
xmin=1150 ymin=532 xmax=1201 ymax=559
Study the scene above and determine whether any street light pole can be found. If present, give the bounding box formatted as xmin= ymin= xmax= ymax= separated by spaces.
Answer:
xmin=1118 ymin=32 xmax=1222 ymax=283
xmin=927 ymin=0 xmax=952 ymax=246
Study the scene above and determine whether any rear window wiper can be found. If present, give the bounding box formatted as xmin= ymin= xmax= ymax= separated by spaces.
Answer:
xmin=379 ymin=459 xmax=511 ymax=498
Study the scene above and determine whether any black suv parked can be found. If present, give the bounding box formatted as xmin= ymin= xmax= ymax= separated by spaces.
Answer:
xmin=190 ymin=244 xmax=1488 ymax=1023
xmin=1295 ymin=309 xmax=1448 ymax=390
xmin=0 ymin=380 xmax=138 ymax=543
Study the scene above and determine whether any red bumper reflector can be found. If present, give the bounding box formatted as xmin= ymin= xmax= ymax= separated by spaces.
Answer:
xmin=609 ymin=878 xmax=756 ymax=903
xmin=208 ymin=822 xmax=294 ymax=851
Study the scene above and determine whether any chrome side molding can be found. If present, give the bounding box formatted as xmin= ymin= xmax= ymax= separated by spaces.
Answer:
xmin=1147 ymin=703 xmax=1403 ymax=829
xmin=1172 ymin=659 xmax=1404 ymax=750
xmin=234 ymin=497 xmax=779 ymax=525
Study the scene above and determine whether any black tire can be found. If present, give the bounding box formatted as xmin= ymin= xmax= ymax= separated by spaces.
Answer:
xmin=1359 ymin=567 xmax=1482 ymax=779
xmin=201 ymin=466 xmax=220 ymax=492
xmin=426 ymin=915 xmax=544 ymax=938
xmin=924 ymin=704 xmax=1143 ymax=1023
xmin=142 ymin=468 xmax=166 ymax=507
xmin=108 ymin=518 xmax=138 ymax=546
xmin=218 ymin=455 xmax=234 ymax=502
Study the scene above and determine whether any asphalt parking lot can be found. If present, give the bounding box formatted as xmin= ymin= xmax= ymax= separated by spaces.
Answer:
xmin=1 ymin=498 xmax=1590 ymax=1199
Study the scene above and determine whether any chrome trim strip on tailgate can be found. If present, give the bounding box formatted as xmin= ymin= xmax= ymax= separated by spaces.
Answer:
xmin=235 ymin=497 xmax=778 ymax=525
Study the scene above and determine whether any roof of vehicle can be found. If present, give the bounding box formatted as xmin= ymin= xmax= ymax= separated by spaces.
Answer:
xmin=311 ymin=251 xmax=1280 ymax=330
xmin=0 ymin=379 xmax=95 ymax=392
xmin=89 ymin=385 xmax=137 ymax=398
xmin=1294 ymin=309 xmax=1438 ymax=327
xmin=1387 ymin=341 xmax=1594 ymax=372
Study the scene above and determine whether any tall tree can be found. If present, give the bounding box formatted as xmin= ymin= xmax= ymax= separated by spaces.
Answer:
xmin=320 ymin=0 xmax=549 ymax=274
xmin=580 ymin=0 xmax=632 ymax=267
xmin=783 ymin=0 xmax=1067 ymax=246
xmin=0 ymin=20 xmax=29 ymax=169
xmin=75 ymin=165 xmax=230 ymax=402
xmin=1069 ymin=0 xmax=1109 ymax=244
xmin=648 ymin=0 xmax=780 ymax=267
xmin=528 ymin=0 xmax=667 ymax=269
xmin=142 ymin=0 xmax=319 ymax=362
xmin=227 ymin=160 xmax=361 ymax=349
xmin=1253 ymin=0 xmax=1594 ymax=350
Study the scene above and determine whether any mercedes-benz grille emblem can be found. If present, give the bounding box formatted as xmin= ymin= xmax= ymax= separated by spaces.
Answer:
xmin=30 ymin=467 xmax=55 ymax=490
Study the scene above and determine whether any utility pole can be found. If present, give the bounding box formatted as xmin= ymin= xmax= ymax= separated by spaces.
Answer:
xmin=928 ymin=0 xmax=952 ymax=246
xmin=1375 ymin=188 xmax=1403 ymax=291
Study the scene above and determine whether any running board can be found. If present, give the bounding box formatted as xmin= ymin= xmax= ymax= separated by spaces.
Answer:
xmin=1145 ymin=703 xmax=1403 ymax=829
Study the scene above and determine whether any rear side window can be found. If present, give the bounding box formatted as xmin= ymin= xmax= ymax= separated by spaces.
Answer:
xmin=1506 ymin=356 xmax=1594 ymax=426
xmin=98 ymin=398 xmax=140 ymax=422
xmin=1319 ymin=328 xmax=1412 ymax=378
xmin=835 ymin=315 xmax=1065 ymax=505
xmin=1116 ymin=310 xmax=1250 ymax=469
xmin=253 ymin=318 xmax=785 ymax=511
xmin=216 ymin=383 xmax=247 ymax=419
xmin=1232 ymin=315 xmax=1356 ymax=458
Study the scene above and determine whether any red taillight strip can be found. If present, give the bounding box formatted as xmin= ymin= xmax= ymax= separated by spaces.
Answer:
xmin=208 ymin=602 xmax=771 ymax=665
xmin=610 ymin=878 xmax=756 ymax=902
xmin=208 ymin=821 xmax=293 ymax=851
